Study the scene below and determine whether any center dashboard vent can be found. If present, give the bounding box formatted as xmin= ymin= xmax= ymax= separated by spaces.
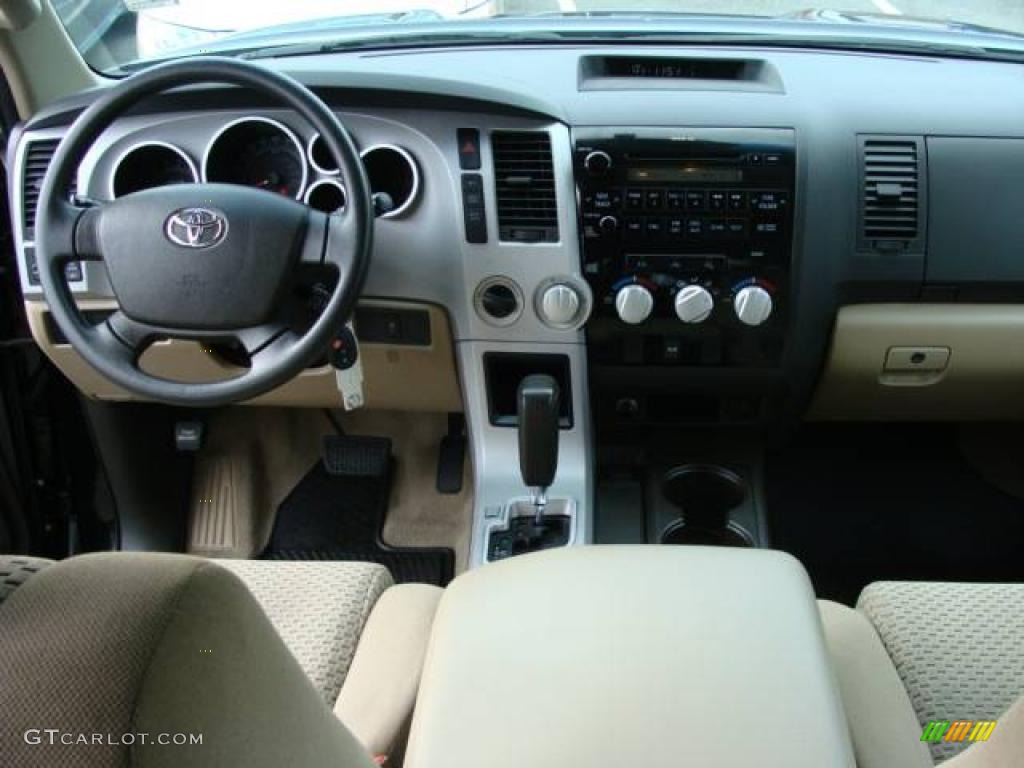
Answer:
xmin=22 ymin=138 xmax=73 ymax=239
xmin=491 ymin=131 xmax=558 ymax=243
xmin=859 ymin=136 xmax=926 ymax=252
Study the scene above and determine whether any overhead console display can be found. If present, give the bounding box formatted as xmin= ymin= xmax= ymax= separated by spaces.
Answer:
xmin=575 ymin=127 xmax=795 ymax=369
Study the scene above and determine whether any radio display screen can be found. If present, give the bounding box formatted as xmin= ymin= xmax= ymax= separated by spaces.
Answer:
xmin=627 ymin=165 xmax=743 ymax=184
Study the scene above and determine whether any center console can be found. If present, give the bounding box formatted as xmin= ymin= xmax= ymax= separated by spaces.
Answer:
xmin=576 ymin=127 xmax=795 ymax=370
xmin=404 ymin=546 xmax=854 ymax=768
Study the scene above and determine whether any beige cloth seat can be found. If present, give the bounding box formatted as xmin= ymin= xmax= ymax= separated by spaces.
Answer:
xmin=0 ymin=553 xmax=442 ymax=766
xmin=820 ymin=581 xmax=1024 ymax=768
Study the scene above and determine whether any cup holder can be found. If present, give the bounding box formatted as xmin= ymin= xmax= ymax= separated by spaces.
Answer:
xmin=659 ymin=464 xmax=753 ymax=547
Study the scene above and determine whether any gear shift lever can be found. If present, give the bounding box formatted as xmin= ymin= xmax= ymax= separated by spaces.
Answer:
xmin=517 ymin=374 xmax=560 ymax=525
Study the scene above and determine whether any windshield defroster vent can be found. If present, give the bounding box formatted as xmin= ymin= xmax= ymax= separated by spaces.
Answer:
xmin=859 ymin=136 xmax=926 ymax=253
xmin=492 ymin=131 xmax=558 ymax=243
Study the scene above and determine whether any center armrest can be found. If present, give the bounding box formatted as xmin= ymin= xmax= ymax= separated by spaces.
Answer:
xmin=405 ymin=546 xmax=854 ymax=768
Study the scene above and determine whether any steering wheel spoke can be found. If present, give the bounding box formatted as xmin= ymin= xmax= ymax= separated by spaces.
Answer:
xmin=243 ymin=325 xmax=302 ymax=373
xmin=85 ymin=311 xmax=154 ymax=368
xmin=41 ymin=199 xmax=104 ymax=266
xmin=321 ymin=207 xmax=363 ymax=276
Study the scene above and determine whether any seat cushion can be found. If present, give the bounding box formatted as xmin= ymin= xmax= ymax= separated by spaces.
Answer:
xmin=217 ymin=559 xmax=392 ymax=704
xmin=858 ymin=581 xmax=1024 ymax=763
xmin=0 ymin=556 xmax=53 ymax=607
xmin=0 ymin=552 xmax=375 ymax=768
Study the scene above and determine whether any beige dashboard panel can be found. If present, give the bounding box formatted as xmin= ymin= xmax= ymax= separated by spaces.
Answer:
xmin=809 ymin=304 xmax=1024 ymax=421
xmin=26 ymin=298 xmax=462 ymax=412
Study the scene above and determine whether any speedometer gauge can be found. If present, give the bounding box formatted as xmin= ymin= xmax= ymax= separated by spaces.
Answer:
xmin=203 ymin=116 xmax=308 ymax=200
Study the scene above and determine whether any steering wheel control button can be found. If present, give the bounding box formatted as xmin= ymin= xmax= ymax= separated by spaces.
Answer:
xmin=733 ymin=284 xmax=774 ymax=326
xmin=614 ymin=283 xmax=654 ymax=325
xmin=674 ymin=284 xmax=714 ymax=324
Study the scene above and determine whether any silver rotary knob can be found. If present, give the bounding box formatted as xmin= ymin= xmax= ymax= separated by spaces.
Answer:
xmin=733 ymin=284 xmax=773 ymax=326
xmin=674 ymin=284 xmax=714 ymax=324
xmin=539 ymin=283 xmax=582 ymax=328
xmin=614 ymin=283 xmax=654 ymax=325
xmin=584 ymin=150 xmax=612 ymax=175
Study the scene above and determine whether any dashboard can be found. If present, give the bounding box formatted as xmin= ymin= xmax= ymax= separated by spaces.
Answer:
xmin=10 ymin=43 xmax=1024 ymax=423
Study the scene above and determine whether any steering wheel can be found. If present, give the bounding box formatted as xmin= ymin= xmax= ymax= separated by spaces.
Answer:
xmin=35 ymin=58 xmax=373 ymax=407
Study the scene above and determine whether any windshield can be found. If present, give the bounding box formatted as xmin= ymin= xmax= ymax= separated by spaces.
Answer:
xmin=56 ymin=0 xmax=1024 ymax=74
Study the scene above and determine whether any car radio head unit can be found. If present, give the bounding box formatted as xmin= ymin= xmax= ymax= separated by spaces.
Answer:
xmin=574 ymin=127 xmax=796 ymax=368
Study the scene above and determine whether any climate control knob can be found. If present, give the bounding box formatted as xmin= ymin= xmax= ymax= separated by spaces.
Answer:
xmin=674 ymin=284 xmax=714 ymax=324
xmin=733 ymin=284 xmax=774 ymax=326
xmin=584 ymin=150 xmax=612 ymax=176
xmin=614 ymin=283 xmax=654 ymax=325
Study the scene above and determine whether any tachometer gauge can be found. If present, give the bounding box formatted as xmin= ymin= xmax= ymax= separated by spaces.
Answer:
xmin=203 ymin=116 xmax=308 ymax=200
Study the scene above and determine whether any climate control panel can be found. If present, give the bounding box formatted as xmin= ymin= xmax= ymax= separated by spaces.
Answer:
xmin=575 ymin=127 xmax=795 ymax=368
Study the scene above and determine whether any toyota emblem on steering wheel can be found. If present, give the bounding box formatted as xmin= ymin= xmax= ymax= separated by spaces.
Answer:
xmin=164 ymin=207 xmax=228 ymax=249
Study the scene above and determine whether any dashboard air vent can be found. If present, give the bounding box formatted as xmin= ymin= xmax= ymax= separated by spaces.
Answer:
xmin=860 ymin=137 xmax=924 ymax=251
xmin=22 ymin=138 xmax=62 ymax=238
xmin=492 ymin=131 xmax=558 ymax=243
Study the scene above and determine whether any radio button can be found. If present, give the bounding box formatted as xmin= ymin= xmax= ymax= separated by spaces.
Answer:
xmin=707 ymin=220 xmax=727 ymax=236
xmin=645 ymin=190 xmax=664 ymax=209
xmin=645 ymin=218 xmax=666 ymax=239
xmin=686 ymin=217 xmax=705 ymax=237
xmin=667 ymin=217 xmax=685 ymax=238
xmin=625 ymin=189 xmax=644 ymax=210
xmin=750 ymin=191 xmax=789 ymax=214
xmin=727 ymin=219 xmax=748 ymax=237
xmin=728 ymin=191 xmax=747 ymax=210
xmin=685 ymin=191 xmax=706 ymax=210
xmin=624 ymin=217 xmax=644 ymax=239
xmin=667 ymin=190 xmax=685 ymax=209
xmin=755 ymin=221 xmax=780 ymax=236
xmin=591 ymin=190 xmax=619 ymax=211
xmin=708 ymin=191 xmax=727 ymax=211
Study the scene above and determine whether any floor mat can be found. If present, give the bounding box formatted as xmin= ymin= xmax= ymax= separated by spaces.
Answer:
xmin=262 ymin=460 xmax=454 ymax=586
xmin=766 ymin=425 xmax=1024 ymax=605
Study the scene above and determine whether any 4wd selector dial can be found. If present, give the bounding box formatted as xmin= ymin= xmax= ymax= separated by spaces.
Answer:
xmin=615 ymin=283 xmax=654 ymax=325
xmin=674 ymin=284 xmax=714 ymax=324
xmin=733 ymin=284 xmax=773 ymax=326
xmin=539 ymin=283 xmax=582 ymax=327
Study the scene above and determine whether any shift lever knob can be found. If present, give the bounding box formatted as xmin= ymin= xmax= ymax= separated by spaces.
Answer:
xmin=517 ymin=374 xmax=560 ymax=490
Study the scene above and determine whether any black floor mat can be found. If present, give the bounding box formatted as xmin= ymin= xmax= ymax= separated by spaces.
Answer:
xmin=262 ymin=461 xmax=454 ymax=586
xmin=766 ymin=425 xmax=1024 ymax=605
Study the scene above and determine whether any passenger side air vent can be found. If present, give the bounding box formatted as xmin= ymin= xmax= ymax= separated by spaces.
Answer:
xmin=859 ymin=136 xmax=926 ymax=253
xmin=22 ymin=138 xmax=65 ymax=239
xmin=491 ymin=131 xmax=558 ymax=243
